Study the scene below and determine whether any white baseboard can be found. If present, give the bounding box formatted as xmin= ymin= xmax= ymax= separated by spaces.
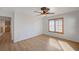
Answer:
xmin=14 ymin=33 xmax=42 ymax=43
xmin=44 ymin=34 xmax=79 ymax=43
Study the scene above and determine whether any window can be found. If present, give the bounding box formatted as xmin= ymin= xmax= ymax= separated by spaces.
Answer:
xmin=48 ymin=17 xmax=64 ymax=34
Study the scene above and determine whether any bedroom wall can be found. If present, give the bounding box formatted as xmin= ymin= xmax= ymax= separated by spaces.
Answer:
xmin=14 ymin=11 xmax=43 ymax=42
xmin=42 ymin=11 xmax=79 ymax=42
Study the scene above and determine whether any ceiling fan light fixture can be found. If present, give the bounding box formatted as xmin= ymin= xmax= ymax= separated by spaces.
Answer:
xmin=41 ymin=7 xmax=49 ymax=11
xmin=34 ymin=7 xmax=55 ymax=16
xmin=42 ymin=14 xmax=47 ymax=16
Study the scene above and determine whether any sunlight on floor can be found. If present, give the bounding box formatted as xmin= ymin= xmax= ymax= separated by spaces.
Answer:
xmin=58 ymin=40 xmax=75 ymax=51
xmin=47 ymin=38 xmax=62 ymax=50
xmin=0 ymin=33 xmax=3 ymax=36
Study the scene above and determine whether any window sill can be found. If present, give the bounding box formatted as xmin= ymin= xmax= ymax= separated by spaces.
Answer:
xmin=48 ymin=31 xmax=64 ymax=34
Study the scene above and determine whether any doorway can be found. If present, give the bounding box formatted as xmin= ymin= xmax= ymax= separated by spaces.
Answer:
xmin=0 ymin=16 xmax=11 ymax=50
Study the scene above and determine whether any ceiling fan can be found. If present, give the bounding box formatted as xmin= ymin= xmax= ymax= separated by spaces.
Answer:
xmin=34 ymin=7 xmax=55 ymax=16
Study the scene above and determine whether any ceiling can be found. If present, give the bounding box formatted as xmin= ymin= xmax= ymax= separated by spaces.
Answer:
xmin=0 ymin=7 xmax=79 ymax=16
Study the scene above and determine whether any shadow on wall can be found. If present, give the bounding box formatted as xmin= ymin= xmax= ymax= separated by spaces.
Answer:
xmin=75 ymin=17 xmax=79 ymax=39
xmin=42 ymin=16 xmax=48 ymax=33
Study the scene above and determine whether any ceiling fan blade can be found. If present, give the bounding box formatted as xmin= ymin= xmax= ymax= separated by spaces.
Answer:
xmin=36 ymin=14 xmax=44 ymax=16
xmin=47 ymin=12 xmax=55 ymax=14
xmin=34 ymin=11 xmax=42 ymax=13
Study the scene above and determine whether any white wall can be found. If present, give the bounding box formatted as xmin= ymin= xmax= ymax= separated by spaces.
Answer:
xmin=43 ymin=11 xmax=79 ymax=42
xmin=0 ymin=10 xmax=43 ymax=42
xmin=14 ymin=11 xmax=43 ymax=42
xmin=0 ymin=10 xmax=13 ymax=17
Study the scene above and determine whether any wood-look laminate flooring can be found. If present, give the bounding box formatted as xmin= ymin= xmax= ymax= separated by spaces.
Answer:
xmin=0 ymin=32 xmax=79 ymax=51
